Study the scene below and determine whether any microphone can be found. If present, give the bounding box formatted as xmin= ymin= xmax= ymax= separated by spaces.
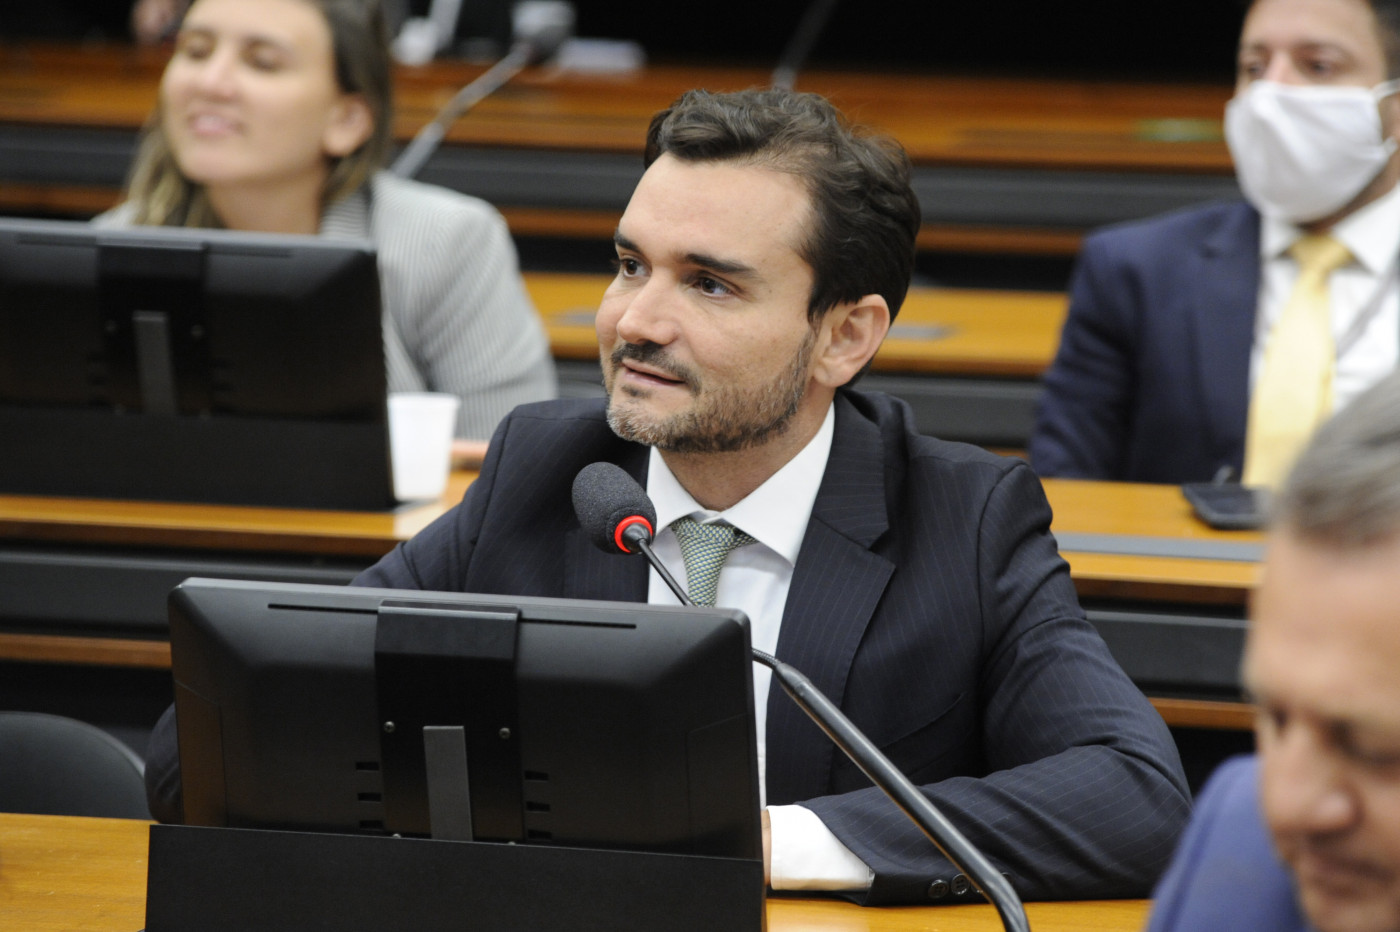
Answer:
xmin=571 ymin=462 xmax=656 ymax=556
xmin=391 ymin=6 xmax=573 ymax=179
xmin=570 ymin=463 xmax=1030 ymax=932
xmin=571 ymin=463 xmax=694 ymax=604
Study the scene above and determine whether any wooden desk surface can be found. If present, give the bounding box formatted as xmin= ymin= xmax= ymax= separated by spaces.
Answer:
xmin=0 ymin=812 xmax=1151 ymax=932
xmin=527 ymin=272 xmax=1067 ymax=377
xmin=1043 ymin=479 xmax=1262 ymax=607
xmin=0 ymin=475 xmax=1263 ymax=731
xmin=0 ymin=42 xmax=1231 ymax=173
xmin=0 ymin=471 xmax=475 ymax=559
xmin=0 ymin=44 xmax=1233 ymax=252
xmin=0 ymin=478 xmax=1255 ymax=601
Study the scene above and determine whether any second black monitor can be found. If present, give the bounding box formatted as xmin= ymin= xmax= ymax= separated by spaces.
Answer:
xmin=0 ymin=218 xmax=394 ymax=510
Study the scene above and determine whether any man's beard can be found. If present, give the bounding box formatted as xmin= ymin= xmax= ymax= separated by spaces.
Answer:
xmin=604 ymin=334 xmax=814 ymax=454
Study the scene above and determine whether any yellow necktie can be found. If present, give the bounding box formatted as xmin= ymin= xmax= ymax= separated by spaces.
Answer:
xmin=1242 ymin=234 xmax=1353 ymax=489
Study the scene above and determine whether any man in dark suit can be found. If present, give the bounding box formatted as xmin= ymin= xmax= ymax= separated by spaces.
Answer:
xmin=347 ymin=88 xmax=1190 ymax=905
xmin=1032 ymin=0 xmax=1400 ymax=485
xmin=142 ymin=86 xmax=1188 ymax=902
xmin=1146 ymin=370 xmax=1400 ymax=932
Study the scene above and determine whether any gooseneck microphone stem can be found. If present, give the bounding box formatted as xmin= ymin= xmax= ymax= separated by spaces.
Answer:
xmin=755 ymin=653 xmax=1029 ymax=932
xmin=391 ymin=42 xmax=534 ymax=179
xmin=634 ymin=537 xmax=687 ymax=602
xmin=634 ymin=532 xmax=1028 ymax=932
xmin=572 ymin=462 xmax=1028 ymax=930
xmin=771 ymin=0 xmax=841 ymax=90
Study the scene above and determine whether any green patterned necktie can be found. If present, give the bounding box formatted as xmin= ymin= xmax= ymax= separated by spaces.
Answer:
xmin=670 ymin=517 xmax=757 ymax=607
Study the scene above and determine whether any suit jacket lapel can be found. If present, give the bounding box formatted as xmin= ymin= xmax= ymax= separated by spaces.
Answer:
xmin=765 ymin=394 xmax=895 ymax=806
xmin=1190 ymin=203 xmax=1261 ymax=468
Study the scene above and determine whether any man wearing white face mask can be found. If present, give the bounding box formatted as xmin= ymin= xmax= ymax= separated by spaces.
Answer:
xmin=1030 ymin=0 xmax=1400 ymax=488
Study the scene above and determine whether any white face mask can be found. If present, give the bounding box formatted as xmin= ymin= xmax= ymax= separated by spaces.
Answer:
xmin=1225 ymin=79 xmax=1400 ymax=224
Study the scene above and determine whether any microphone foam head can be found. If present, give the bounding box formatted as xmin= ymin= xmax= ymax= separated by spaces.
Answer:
xmin=572 ymin=462 xmax=657 ymax=554
xmin=512 ymin=0 xmax=575 ymax=63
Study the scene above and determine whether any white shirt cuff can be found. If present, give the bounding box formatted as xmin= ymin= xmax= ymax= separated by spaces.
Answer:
xmin=767 ymin=804 xmax=874 ymax=891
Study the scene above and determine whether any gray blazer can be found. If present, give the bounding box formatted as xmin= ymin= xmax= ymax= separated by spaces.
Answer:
xmin=98 ymin=171 xmax=557 ymax=439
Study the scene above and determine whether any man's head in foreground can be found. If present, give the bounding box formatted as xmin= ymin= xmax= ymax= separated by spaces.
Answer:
xmin=1246 ymin=368 xmax=1400 ymax=932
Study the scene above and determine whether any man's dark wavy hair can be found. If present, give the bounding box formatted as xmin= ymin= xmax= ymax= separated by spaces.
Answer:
xmin=644 ymin=88 xmax=921 ymax=324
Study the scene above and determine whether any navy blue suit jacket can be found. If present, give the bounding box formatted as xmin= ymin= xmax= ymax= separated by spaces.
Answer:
xmin=1030 ymin=201 xmax=1261 ymax=483
xmin=1147 ymin=756 xmax=1309 ymax=932
xmin=356 ymin=389 xmax=1190 ymax=905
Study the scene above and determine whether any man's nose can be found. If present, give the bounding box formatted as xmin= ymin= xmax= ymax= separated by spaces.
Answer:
xmin=1260 ymin=724 xmax=1359 ymax=839
xmin=614 ymin=277 xmax=681 ymax=347
xmin=1262 ymin=54 xmax=1306 ymax=85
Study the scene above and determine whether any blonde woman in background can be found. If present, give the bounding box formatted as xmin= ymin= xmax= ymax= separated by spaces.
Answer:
xmin=104 ymin=0 xmax=556 ymax=457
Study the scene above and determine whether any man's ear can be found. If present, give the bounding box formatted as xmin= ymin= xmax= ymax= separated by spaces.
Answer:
xmin=811 ymin=294 xmax=891 ymax=388
xmin=1383 ymin=90 xmax=1400 ymax=146
xmin=323 ymin=93 xmax=374 ymax=158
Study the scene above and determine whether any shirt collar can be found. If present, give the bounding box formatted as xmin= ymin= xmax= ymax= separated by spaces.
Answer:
xmin=646 ymin=403 xmax=836 ymax=567
xmin=1260 ymin=181 xmax=1400 ymax=274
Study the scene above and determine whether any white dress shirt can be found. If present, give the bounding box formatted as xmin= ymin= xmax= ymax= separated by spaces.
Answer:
xmin=644 ymin=404 xmax=874 ymax=890
xmin=1253 ymin=182 xmax=1400 ymax=412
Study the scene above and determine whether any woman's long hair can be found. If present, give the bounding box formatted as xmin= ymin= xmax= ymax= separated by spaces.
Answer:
xmin=125 ymin=0 xmax=393 ymax=227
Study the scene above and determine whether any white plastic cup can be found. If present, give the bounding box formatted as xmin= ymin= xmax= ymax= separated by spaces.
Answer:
xmin=388 ymin=392 xmax=461 ymax=501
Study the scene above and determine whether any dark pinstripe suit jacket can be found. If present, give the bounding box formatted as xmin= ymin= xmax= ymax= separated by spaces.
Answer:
xmin=355 ymin=389 xmax=1191 ymax=905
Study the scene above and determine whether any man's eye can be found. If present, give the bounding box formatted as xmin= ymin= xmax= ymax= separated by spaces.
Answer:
xmin=695 ymin=276 xmax=731 ymax=297
xmin=1353 ymin=748 xmax=1400 ymax=768
xmin=1336 ymin=728 xmax=1400 ymax=768
xmin=613 ymin=257 xmax=642 ymax=277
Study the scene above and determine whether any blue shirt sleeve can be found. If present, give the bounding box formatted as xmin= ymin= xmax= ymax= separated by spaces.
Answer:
xmin=1146 ymin=755 xmax=1310 ymax=932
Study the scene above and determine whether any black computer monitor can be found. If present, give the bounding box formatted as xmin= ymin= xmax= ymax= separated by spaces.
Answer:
xmin=0 ymin=217 xmax=394 ymax=510
xmin=168 ymin=577 xmax=762 ymax=859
